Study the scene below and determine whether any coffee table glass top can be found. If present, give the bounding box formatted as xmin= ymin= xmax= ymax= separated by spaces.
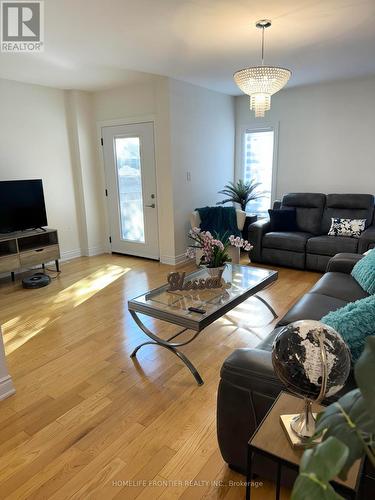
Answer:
xmin=128 ymin=264 xmax=278 ymax=331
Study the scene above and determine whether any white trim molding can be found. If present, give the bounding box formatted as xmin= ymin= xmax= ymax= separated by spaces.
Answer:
xmin=160 ymin=253 xmax=189 ymax=266
xmin=0 ymin=327 xmax=15 ymax=401
xmin=87 ymin=245 xmax=109 ymax=257
xmin=60 ymin=248 xmax=82 ymax=262
xmin=0 ymin=374 xmax=15 ymax=401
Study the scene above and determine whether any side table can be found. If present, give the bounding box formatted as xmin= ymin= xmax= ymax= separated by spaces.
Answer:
xmin=246 ymin=392 xmax=363 ymax=500
xmin=242 ymin=214 xmax=258 ymax=240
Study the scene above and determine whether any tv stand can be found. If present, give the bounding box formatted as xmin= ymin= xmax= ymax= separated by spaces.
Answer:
xmin=0 ymin=228 xmax=60 ymax=282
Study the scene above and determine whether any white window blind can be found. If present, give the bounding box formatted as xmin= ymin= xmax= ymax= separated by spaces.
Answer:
xmin=243 ymin=130 xmax=274 ymax=217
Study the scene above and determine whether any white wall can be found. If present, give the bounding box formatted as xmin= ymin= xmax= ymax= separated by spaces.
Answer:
xmin=0 ymin=79 xmax=81 ymax=258
xmin=93 ymin=77 xmax=177 ymax=263
xmin=0 ymin=76 xmax=235 ymax=265
xmin=169 ymin=79 xmax=235 ymax=258
xmin=93 ymin=78 xmax=235 ymax=263
xmin=94 ymin=80 xmax=158 ymax=122
xmin=66 ymin=90 xmax=107 ymax=256
xmin=235 ymin=76 xmax=375 ymax=200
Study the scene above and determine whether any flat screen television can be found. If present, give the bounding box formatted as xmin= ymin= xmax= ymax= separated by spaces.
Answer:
xmin=0 ymin=179 xmax=48 ymax=233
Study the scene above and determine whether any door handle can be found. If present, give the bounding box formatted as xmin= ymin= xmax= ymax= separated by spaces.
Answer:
xmin=145 ymin=203 xmax=155 ymax=208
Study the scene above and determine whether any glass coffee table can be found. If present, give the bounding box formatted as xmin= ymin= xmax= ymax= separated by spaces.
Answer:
xmin=128 ymin=264 xmax=278 ymax=385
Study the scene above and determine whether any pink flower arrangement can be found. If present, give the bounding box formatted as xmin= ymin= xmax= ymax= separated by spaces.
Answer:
xmin=187 ymin=228 xmax=253 ymax=267
xmin=228 ymin=234 xmax=253 ymax=251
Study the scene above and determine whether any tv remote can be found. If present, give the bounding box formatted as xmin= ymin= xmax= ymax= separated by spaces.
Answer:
xmin=188 ymin=307 xmax=206 ymax=314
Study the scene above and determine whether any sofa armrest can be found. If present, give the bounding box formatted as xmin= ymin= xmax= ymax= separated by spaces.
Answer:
xmin=326 ymin=253 xmax=363 ymax=274
xmin=248 ymin=219 xmax=270 ymax=262
xmin=220 ymin=347 xmax=282 ymax=395
xmin=359 ymin=225 xmax=375 ymax=253
xmin=217 ymin=347 xmax=283 ymax=473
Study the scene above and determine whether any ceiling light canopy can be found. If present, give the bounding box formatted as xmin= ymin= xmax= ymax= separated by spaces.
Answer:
xmin=234 ymin=19 xmax=291 ymax=118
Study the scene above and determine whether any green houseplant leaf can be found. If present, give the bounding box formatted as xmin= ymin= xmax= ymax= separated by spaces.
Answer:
xmin=315 ymin=389 xmax=375 ymax=477
xmin=355 ymin=336 xmax=375 ymax=416
xmin=292 ymin=337 xmax=375 ymax=499
xmin=216 ymin=179 xmax=265 ymax=211
xmin=291 ymin=437 xmax=348 ymax=500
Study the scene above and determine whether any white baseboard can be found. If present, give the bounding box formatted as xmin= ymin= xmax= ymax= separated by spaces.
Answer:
xmin=79 ymin=245 xmax=108 ymax=257
xmin=88 ymin=245 xmax=107 ymax=257
xmin=0 ymin=374 xmax=15 ymax=401
xmin=60 ymin=248 xmax=82 ymax=262
xmin=160 ymin=253 xmax=189 ymax=266
xmin=61 ymin=244 xmax=109 ymax=260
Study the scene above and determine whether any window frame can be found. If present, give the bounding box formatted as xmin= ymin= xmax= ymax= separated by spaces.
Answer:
xmin=235 ymin=122 xmax=279 ymax=215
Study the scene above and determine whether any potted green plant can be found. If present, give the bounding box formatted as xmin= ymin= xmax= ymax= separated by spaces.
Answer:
xmin=216 ymin=179 xmax=265 ymax=212
xmin=292 ymin=336 xmax=375 ymax=499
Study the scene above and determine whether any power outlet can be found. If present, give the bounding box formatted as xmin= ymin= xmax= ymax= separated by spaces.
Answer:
xmin=186 ymin=171 xmax=191 ymax=182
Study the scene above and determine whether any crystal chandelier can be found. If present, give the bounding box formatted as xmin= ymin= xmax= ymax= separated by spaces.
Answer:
xmin=234 ymin=20 xmax=291 ymax=117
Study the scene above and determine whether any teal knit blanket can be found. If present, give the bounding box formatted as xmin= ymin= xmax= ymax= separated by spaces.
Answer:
xmin=351 ymin=249 xmax=375 ymax=294
xmin=196 ymin=206 xmax=241 ymax=238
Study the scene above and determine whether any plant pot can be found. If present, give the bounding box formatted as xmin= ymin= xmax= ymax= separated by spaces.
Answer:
xmin=200 ymin=265 xmax=226 ymax=277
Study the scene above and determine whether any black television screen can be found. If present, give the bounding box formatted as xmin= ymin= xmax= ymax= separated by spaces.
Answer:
xmin=0 ymin=180 xmax=48 ymax=233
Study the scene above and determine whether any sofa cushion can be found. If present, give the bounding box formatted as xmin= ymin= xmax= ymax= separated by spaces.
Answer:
xmin=262 ymin=248 xmax=305 ymax=270
xmin=277 ymin=292 xmax=348 ymax=327
xmin=306 ymin=235 xmax=358 ymax=256
xmin=322 ymin=295 xmax=375 ymax=362
xmin=352 ymin=249 xmax=375 ymax=294
xmin=281 ymin=193 xmax=326 ymax=235
xmin=321 ymin=194 xmax=375 ymax=234
xmin=309 ymin=272 xmax=369 ymax=303
xmin=263 ymin=232 xmax=311 ymax=252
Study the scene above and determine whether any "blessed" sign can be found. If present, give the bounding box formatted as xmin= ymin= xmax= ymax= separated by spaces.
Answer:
xmin=167 ymin=271 xmax=225 ymax=291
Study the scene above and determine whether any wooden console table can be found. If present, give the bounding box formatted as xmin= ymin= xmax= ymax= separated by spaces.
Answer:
xmin=0 ymin=228 xmax=60 ymax=281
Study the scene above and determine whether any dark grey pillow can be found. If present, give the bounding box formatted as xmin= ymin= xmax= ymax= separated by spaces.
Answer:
xmin=268 ymin=208 xmax=298 ymax=232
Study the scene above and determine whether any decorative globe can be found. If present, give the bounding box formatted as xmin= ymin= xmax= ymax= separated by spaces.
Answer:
xmin=272 ymin=320 xmax=351 ymax=401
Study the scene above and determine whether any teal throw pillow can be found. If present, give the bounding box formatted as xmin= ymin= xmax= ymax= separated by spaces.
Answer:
xmin=351 ymin=249 xmax=375 ymax=294
xmin=321 ymin=295 xmax=375 ymax=362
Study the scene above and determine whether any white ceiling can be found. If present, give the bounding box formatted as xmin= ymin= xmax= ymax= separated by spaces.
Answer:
xmin=1 ymin=0 xmax=375 ymax=94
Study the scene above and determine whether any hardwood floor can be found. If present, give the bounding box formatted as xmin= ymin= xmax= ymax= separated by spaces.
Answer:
xmin=0 ymin=254 xmax=321 ymax=499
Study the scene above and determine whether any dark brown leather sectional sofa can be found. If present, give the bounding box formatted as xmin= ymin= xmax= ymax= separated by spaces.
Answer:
xmin=216 ymin=253 xmax=375 ymax=495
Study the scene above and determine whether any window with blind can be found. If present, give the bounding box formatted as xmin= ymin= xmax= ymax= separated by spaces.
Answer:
xmin=243 ymin=129 xmax=274 ymax=218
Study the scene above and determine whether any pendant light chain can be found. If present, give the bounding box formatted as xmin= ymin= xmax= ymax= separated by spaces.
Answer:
xmin=261 ymin=26 xmax=265 ymax=66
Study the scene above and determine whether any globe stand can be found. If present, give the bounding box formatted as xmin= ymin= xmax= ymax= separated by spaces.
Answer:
xmin=290 ymin=399 xmax=316 ymax=438
xmin=279 ymin=327 xmax=329 ymax=446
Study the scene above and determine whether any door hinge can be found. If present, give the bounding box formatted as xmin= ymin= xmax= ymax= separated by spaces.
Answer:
xmin=109 ymin=236 xmax=112 ymax=243
xmin=105 ymin=189 xmax=108 ymax=197
xmin=101 ymin=137 xmax=104 ymax=146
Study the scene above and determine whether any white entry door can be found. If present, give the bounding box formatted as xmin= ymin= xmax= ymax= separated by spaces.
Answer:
xmin=102 ymin=122 xmax=159 ymax=259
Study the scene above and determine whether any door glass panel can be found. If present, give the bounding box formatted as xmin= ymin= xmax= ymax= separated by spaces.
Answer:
xmin=115 ymin=136 xmax=145 ymax=242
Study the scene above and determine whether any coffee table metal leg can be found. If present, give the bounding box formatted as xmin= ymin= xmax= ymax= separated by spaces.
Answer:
xmin=129 ymin=310 xmax=204 ymax=385
xmin=253 ymin=294 xmax=278 ymax=319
